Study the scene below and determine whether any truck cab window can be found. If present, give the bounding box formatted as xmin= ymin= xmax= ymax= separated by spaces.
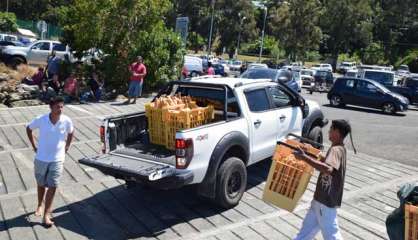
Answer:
xmin=245 ymin=89 xmax=270 ymax=112
xmin=268 ymin=87 xmax=292 ymax=108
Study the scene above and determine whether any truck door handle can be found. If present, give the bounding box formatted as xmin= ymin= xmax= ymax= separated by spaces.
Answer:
xmin=280 ymin=115 xmax=286 ymax=121
xmin=254 ymin=120 xmax=262 ymax=126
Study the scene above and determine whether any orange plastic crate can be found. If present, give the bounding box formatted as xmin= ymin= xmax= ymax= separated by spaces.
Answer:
xmin=263 ymin=139 xmax=320 ymax=212
xmin=405 ymin=204 xmax=418 ymax=240
xmin=164 ymin=106 xmax=214 ymax=150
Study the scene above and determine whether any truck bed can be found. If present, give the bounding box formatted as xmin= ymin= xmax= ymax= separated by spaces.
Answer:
xmin=112 ymin=142 xmax=175 ymax=166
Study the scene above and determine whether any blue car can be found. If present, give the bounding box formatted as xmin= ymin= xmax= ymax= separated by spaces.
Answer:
xmin=212 ymin=63 xmax=226 ymax=76
xmin=327 ymin=78 xmax=409 ymax=114
xmin=240 ymin=68 xmax=300 ymax=93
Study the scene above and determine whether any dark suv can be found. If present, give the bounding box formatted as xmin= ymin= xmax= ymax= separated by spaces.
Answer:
xmin=327 ymin=78 xmax=409 ymax=114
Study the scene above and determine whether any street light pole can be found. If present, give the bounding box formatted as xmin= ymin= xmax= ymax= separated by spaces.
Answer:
xmin=207 ymin=0 xmax=215 ymax=56
xmin=236 ymin=15 xmax=246 ymax=58
xmin=258 ymin=6 xmax=267 ymax=62
xmin=6 ymin=0 xmax=9 ymax=12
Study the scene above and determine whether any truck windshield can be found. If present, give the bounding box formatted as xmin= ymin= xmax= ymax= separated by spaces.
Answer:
xmin=364 ymin=71 xmax=394 ymax=86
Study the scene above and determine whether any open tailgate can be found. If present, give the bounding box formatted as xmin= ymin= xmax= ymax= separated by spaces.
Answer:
xmin=79 ymin=153 xmax=177 ymax=181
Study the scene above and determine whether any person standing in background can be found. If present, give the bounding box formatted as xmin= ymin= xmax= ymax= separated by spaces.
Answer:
xmin=125 ymin=56 xmax=147 ymax=104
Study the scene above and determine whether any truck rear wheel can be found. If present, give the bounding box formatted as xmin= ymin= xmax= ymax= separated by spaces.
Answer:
xmin=215 ymin=157 xmax=247 ymax=209
xmin=308 ymin=126 xmax=323 ymax=145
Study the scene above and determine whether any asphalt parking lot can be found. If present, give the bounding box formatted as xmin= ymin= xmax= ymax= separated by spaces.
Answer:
xmin=302 ymin=89 xmax=418 ymax=167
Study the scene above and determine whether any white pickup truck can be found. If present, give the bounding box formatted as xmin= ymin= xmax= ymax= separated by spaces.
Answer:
xmin=80 ymin=77 xmax=327 ymax=208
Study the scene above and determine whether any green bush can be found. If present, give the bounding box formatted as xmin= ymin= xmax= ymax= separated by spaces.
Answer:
xmin=0 ymin=12 xmax=18 ymax=32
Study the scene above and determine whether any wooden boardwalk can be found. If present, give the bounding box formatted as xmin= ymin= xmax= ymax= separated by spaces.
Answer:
xmin=0 ymin=99 xmax=416 ymax=240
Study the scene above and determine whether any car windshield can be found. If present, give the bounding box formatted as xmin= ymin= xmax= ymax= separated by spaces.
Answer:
xmin=240 ymin=69 xmax=277 ymax=80
xmin=341 ymin=63 xmax=352 ymax=67
xmin=364 ymin=71 xmax=394 ymax=85
xmin=233 ymin=61 xmax=242 ymax=65
xmin=301 ymin=70 xmax=313 ymax=76
xmin=372 ymin=81 xmax=391 ymax=93
xmin=313 ymin=64 xmax=321 ymax=67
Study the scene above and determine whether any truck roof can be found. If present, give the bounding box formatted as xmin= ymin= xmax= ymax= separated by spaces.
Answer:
xmin=188 ymin=76 xmax=273 ymax=89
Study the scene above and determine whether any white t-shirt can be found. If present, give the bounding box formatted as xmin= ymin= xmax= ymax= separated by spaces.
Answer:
xmin=28 ymin=114 xmax=74 ymax=162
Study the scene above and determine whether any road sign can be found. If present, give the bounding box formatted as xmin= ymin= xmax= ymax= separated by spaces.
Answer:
xmin=36 ymin=20 xmax=47 ymax=33
xmin=175 ymin=17 xmax=189 ymax=45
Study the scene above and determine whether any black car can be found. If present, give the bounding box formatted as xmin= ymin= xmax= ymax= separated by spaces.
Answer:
xmin=388 ymin=75 xmax=418 ymax=104
xmin=327 ymin=78 xmax=409 ymax=114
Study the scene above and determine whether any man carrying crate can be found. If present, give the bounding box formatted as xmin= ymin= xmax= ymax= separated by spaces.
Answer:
xmin=293 ymin=119 xmax=356 ymax=240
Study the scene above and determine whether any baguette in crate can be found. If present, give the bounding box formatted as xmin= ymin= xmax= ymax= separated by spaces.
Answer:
xmin=145 ymin=94 xmax=214 ymax=150
xmin=263 ymin=139 xmax=322 ymax=212
xmin=405 ymin=203 xmax=418 ymax=240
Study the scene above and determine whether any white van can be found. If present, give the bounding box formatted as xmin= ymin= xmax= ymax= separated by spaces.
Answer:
xmin=184 ymin=55 xmax=203 ymax=77
xmin=0 ymin=33 xmax=18 ymax=42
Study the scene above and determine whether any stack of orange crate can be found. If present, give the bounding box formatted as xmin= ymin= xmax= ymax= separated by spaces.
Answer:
xmin=145 ymin=94 xmax=214 ymax=149
xmin=263 ymin=139 xmax=322 ymax=212
xmin=405 ymin=203 xmax=418 ymax=240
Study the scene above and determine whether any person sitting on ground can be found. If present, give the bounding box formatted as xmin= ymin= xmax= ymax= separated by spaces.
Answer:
xmin=63 ymin=72 xmax=79 ymax=103
xmin=87 ymin=72 xmax=103 ymax=102
xmin=22 ymin=67 xmax=45 ymax=87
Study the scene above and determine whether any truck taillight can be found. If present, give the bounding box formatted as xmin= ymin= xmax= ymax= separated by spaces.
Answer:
xmin=99 ymin=126 xmax=106 ymax=153
xmin=175 ymin=138 xmax=193 ymax=169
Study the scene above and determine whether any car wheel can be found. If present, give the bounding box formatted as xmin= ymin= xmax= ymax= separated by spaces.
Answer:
xmin=215 ymin=157 xmax=247 ymax=209
xmin=382 ymin=102 xmax=396 ymax=114
xmin=330 ymin=95 xmax=344 ymax=107
xmin=308 ymin=126 xmax=323 ymax=145
xmin=9 ymin=56 xmax=25 ymax=69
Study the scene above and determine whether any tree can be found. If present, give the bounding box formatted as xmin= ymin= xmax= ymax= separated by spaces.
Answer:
xmin=187 ymin=32 xmax=205 ymax=53
xmin=373 ymin=0 xmax=418 ymax=64
xmin=268 ymin=0 xmax=322 ymax=61
xmin=0 ymin=12 xmax=18 ymax=32
xmin=320 ymin=0 xmax=373 ymax=68
xmin=215 ymin=0 xmax=258 ymax=58
xmin=59 ymin=0 xmax=185 ymax=91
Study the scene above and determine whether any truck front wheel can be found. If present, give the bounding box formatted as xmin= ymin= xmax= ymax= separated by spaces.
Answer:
xmin=215 ymin=157 xmax=247 ymax=209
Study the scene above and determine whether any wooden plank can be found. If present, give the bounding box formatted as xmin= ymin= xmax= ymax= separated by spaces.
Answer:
xmin=20 ymin=193 xmax=64 ymax=240
xmin=0 ymin=197 xmax=37 ymax=240
xmin=231 ymin=226 xmax=265 ymax=240
xmin=227 ymin=200 xmax=262 ymax=220
xmin=338 ymin=217 xmax=386 ymax=240
xmin=0 ymin=153 xmax=25 ymax=193
xmin=13 ymin=125 xmax=31 ymax=148
xmin=102 ymin=180 xmax=177 ymax=240
xmin=131 ymin=187 xmax=197 ymax=237
xmin=0 ymin=126 xmax=26 ymax=149
xmin=84 ymin=181 xmax=153 ymax=239
xmin=69 ymin=144 xmax=104 ymax=180
xmin=59 ymin=184 xmax=127 ymax=240
xmin=265 ymin=216 xmax=300 ymax=239
xmin=51 ymin=193 xmax=89 ymax=240
xmin=249 ymin=221 xmax=289 ymax=239
xmin=74 ymin=119 xmax=99 ymax=141
xmin=10 ymin=151 xmax=36 ymax=190
xmin=215 ymin=231 xmax=242 ymax=240
xmin=0 ymin=193 xmax=11 ymax=240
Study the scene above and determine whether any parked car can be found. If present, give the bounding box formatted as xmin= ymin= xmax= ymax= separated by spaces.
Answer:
xmin=300 ymin=69 xmax=315 ymax=88
xmin=311 ymin=63 xmax=333 ymax=72
xmin=212 ymin=63 xmax=226 ymax=76
xmin=292 ymin=71 xmax=302 ymax=90
xmin=1 ymin=40 xmax=72 ymax=67
xmin=219 ymin=59 xmax=231 ymax=75
xmin=387 ymin=74 xmax=418 ymax=105
xmin=247 ymin=63 xmax=268 ymax=69
xmin=337 ymin=62 xmax=356 ymax=74
xmin=229 ymin=60 xmax=243 ymax=72
xmin=395 ymin=64 xmax=410 ymax=80
xmin=79 ymin=77 xmax=327 ymax=208
xmin=345 ymin=69 xmax=358 ymax=78
xmin=357 ymin=64 xmax=392 ymax=72
xmin=240 ymin=68 xmax=301 ymax=93
xmin=0 ymin=40 xmax=26 ymax=55
xmin=184 ymin=55 xmax=204 ymax=77
xmin=358 ymin=69 xmax=395 ymax=86
xmin=0 ymin=33 xmax=18 ymax=42
xmin=282 ymin=62 xmax=303 ymax=72
xmin=328 ymin=78 xmax=409 ymax=114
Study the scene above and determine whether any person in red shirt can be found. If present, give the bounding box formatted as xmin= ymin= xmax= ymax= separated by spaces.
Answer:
xmin=125 ymin=56 xmax=147 ymax=104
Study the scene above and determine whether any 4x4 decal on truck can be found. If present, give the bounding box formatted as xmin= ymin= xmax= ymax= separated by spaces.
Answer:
xmin=196 ymin=134 xmax=208 ymax=141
